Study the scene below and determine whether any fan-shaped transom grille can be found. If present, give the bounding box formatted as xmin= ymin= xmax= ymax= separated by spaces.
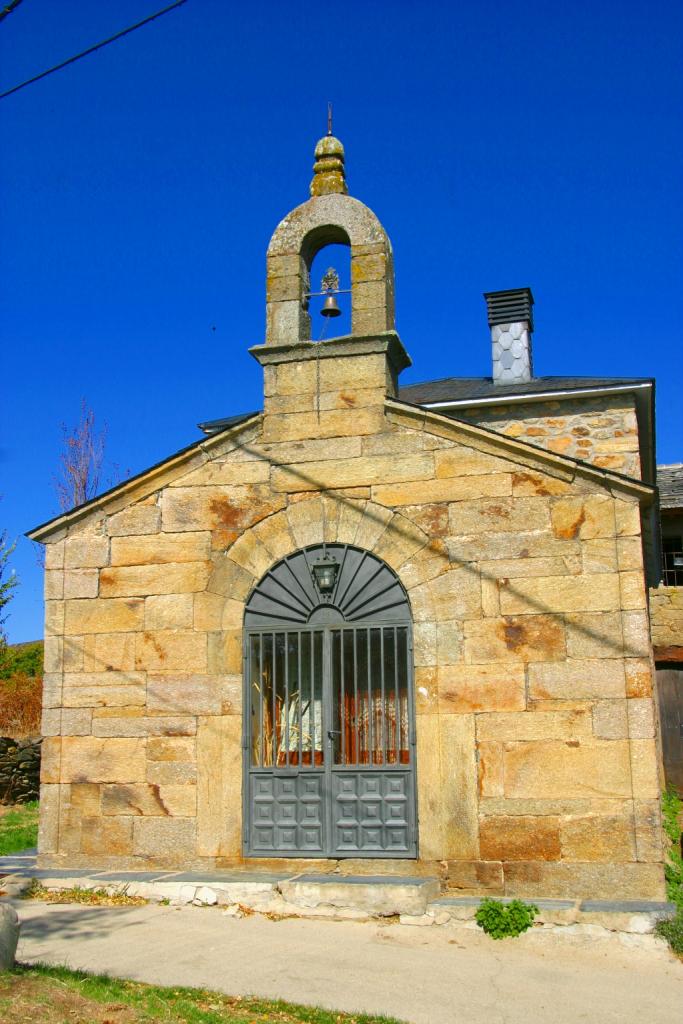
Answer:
xmin=244 ymin=544 xmax=410 ymax=628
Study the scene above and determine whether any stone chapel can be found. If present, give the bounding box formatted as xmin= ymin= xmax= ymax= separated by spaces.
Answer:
xmin=28 ymin=132 xmax=665 ymax=900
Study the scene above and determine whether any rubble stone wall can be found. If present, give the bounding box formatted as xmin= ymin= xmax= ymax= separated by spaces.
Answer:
xmin=458 ymin=394 xmax=642 ymax=479
xmin=35 ymin=353 xmax=663 ymax=900
xmin=0 ymin=737 xmax=41 ymax=804
xmin=649 ymin=586 xmax=683 ymax=650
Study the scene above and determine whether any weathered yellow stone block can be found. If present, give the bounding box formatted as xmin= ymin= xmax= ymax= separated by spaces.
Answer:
xmin=616 ymin=537 xmax=644 ymax=571
xmin=434 ymin=447 xmax=512 ymax=478
xmin=625 ymin=659 xmax=653 ymax=698
xmin=619 ymin=570 xmax=647 ymax=610
xmin=480 ymin=815 xmax=561 ymax=861
xmin=60 ymin=737 xmax=147 ymax=783
xmin=477 ymin=741 xmax=504 ymax=797
xmin=45 ymin=570 xmax=63 ymax=600
xmin=528 ymin=659 xmax=625 ymax=700
xmin=504 ymin=861 xmax=664 ymax=900
xmin=447 ymin=497 xmax=551 ymax=537
xmin=133 ymin=817 xmax=197 ymax=858
xmin=82 ymin=633 xmax=135 ymax=673
xmin=415 ymin=715 xmax=443 ymax=860
xmin=622 ymin=610 xmax=651 ymax=657
xmin=614 ymin=500 xmax=641 ymax=537
xmin=70 ymin=783 xmax=102 ymax=815
xmin=272 ymin=453 xmax=434 ymax=494
xmin=440 ymin=715 xmax=479 ymax=859
xmin=629 ymin=738 xmax=659 ymax=798
xmin=147 ymin=674 xmax=223 ymax=715
xmin=146 ymin=736 xmax=196 ymax=762
xmin=565 ymin=611 xmax=623 ymax=659
xmin=135 ymin=631 xmax=207 ymax=673
xmin=503 ymin=740 xmax=632 ymax=799
xmin=145 ymin=593 xmax=194 ymax=631
xmin=438 ymin=664 xmax=526 ymax=713
xmin=65 ymin=598 xmax=144 ymax=635
xmin=63 ymin=569 xmax=99 ymax=599
xmin=207 ymin=630 xmax=242 ymax=674
xmin=511 ymin=470 xmax=573 ymax=496
xmin=161 ymin=485 xmax=285 ymax=540
xmin=102 ymin=783 xmax=197 ymax=817
xmin=64 ymin=534 xmax=110 ymax=569
xmin=206 ymin=556 xmax=254 ymax=601
xmin=100 ymin=562 xmax=210 ymax=598
xmin=374 ymin=473 xmax=512 ymax=508
xmin=111 ymin=532 xmax=210 ymax=566
xmin=226 ymin=531 xmax=273 ymax=579
xmin=592 ymin=699 xmax=628 ymax=739
xmin=81 ymin=815 xmax=133 ymax=856
xmin=40 ymin=738 xmax=61 ymax=783
xmin=581 ymin=539 xmax=617 ymax=574
xmin=196 ymin=717 xmax=241 ymax=858
xmin=107 ymin=504 xmax=160 ymax=537
xmin=500 ymin=574 xmax=621 ymax=615
xmin=550 ymin=495 xmax=615 ymax=540
xmin=627 ymin=698 xmax=655 ymax=739
xmin=476 ymin=709 xmax=591 ymax=742
xmin=45 ymin=540 xmax=65 ymax=570
xmin=559 ymin=814 xmax=635 ymax=861
xmin=464 ymin=615 xmax=565 ymax=664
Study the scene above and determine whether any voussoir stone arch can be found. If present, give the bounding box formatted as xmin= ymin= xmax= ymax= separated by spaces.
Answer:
xmin=214 ymin=496 xmax=441 ymax=590
xmin=265 ymin=193 xmax=395 ymax=345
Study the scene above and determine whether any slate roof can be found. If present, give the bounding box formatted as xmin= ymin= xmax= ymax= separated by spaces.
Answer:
xmin=197 ymin=411 xmax=258 ymax=436
xmin=658 ymin=464 xmax=683 ymax=510
xmin=398 ymin=375 xmax=653 ymax=406
xmin=197 ymin=377 xmax=654 ymax=436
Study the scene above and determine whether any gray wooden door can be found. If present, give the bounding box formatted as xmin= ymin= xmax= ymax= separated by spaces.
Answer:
xmin=242 ymin=545 xmax=417 ymax=858
xmin=657 ymin=666 xmax=683 ymax=793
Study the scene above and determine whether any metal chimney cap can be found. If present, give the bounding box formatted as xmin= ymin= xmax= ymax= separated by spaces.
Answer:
xmin=483 ymin=287 xmax=534 ymax=331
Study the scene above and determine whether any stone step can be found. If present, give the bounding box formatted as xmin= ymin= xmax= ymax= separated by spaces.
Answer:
xmin=279 ymin=874 xmax=440 ymax=916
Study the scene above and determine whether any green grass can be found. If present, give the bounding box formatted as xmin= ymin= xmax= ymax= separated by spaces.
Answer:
xmin=0 ymin=640 xmax=43 ymax=680
xmin=0 ymin=963 xmax=406 ymax=1023
xmin=0 ymin=799 xmax=39 ymax=854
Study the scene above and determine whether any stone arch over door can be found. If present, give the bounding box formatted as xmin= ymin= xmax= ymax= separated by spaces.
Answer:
xmin=242 ymin=542 xmax=417 ymax=857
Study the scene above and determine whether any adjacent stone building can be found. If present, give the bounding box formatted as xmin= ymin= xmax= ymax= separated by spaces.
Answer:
xmin=650 ymin=464 xmax=683 ymax=791
xmin=28 ymin=134 xmax=666 ymax=899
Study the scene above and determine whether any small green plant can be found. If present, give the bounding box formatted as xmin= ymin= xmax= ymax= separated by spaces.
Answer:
xmin=656 ymin=786 xmax=683 ymax=956
xmin=475 ymin=897 xmax=538 ymax=939
xmin=656 ymin=912 xmax=683 ymax=956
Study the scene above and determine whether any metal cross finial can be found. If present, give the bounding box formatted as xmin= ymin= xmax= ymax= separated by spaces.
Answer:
xmin=327 ymin=101 xmax=333 ymax=136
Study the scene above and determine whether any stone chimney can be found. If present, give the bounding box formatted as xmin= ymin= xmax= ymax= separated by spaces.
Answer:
xmin=484 ymin=287 xmax=535 ymax=385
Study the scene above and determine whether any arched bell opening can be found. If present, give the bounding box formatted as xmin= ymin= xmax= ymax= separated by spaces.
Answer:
xmin=242 ymin=544 xmax=418 ymax=858
xmin=306 ymin=237 xmax=352 ymax=340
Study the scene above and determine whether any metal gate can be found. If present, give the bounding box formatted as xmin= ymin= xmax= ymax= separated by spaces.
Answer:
xmin=242 ymin=544 xmax=417 ymax=858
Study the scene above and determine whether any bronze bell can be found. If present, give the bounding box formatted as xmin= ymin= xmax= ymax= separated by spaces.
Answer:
xmin=321 ymin=293 xmax=341 ymax=318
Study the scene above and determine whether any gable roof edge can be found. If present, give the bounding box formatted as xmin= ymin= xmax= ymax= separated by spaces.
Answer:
xmin=26 ymin=413 xmax=262 ymax=543
xmin=385 ymin=398 xmax=655 ymax=503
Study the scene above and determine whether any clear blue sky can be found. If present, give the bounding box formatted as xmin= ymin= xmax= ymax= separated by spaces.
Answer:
xmin=1 ymin=0 xmax=681 ymax=643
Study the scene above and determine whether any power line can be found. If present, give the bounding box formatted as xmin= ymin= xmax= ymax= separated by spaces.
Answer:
xmin=0 ymin=1 xmax=25 ymax=25
xmin=0 ymin=0 xmax=188 ymax=101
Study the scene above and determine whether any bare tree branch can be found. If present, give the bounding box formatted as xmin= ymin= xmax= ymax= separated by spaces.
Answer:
xmin=54 ymin=399 xmax=108 ymax=512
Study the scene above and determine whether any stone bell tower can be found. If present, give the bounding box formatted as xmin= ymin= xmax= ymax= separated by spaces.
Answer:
xmin=249 ymin=131 xmax=411 ymax=444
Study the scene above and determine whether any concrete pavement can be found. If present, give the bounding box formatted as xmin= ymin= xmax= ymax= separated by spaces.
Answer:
xmin=13 ymin=900 xmax=683 ymax=1024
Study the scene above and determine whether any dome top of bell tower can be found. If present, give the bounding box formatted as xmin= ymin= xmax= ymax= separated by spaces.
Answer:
xmin=310 ymin=132 xmax=348 ymax=197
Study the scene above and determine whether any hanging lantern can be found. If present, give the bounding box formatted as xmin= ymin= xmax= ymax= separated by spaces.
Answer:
xmin=311 ymin=552 xmax=339 ymax=596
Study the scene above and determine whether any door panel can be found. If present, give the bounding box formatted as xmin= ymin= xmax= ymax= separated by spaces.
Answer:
xmin=331 ymin=770 xmax=413 ymax=854
xmin=249 ymin=772 xmax=325 ymax=853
